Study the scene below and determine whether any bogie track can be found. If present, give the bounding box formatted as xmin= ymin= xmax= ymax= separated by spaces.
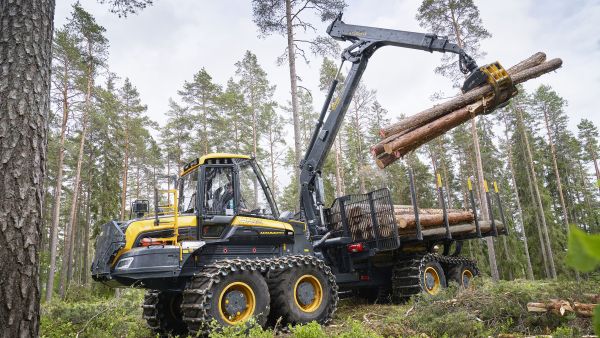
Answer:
xmin=142 ymin=290 xmax=188 ymax=336
xmin=180 ymin=256 xmax=338 ymax=336
xmin=391 ymin=254 xmax=478 ymax=301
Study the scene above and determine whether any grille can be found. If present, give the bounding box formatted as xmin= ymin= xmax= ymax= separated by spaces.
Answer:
xmin=326 ymin=188 xmax=399 ymax=251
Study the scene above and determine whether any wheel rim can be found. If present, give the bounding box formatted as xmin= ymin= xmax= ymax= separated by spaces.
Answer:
xmin=423 ymin=266 xmax=441 ymax=295
xmin=218 ymin=282 xmax=256 ymax=325
xmin=293 ymin=274 xmax=323 ymax=313
xmin=461 ymin=269 xmax=474 ymax=288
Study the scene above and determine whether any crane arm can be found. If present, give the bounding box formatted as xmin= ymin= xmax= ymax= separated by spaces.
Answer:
xmin=299 ymin=14 xmax=484 ymax=238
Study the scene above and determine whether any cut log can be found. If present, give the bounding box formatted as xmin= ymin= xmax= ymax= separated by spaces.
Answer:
xmin=380 ymin=55 xmax=561 ymax=138
xmin=375 ymin=152 xmax=399 ymax=169
xmin=573 ymin=302 xmax=596 ymax=317
xmin=506 ymin=52 xmax=546 ymax=75
xmin=383 ymin=95 xmax=501 ymax=156
xmin=396 ymin=211 xmax=474 ymax=229
xmin=377 ymin=59 xmax=563 ymax=162
xmin=527 ymin=300 xmax=597 ymax=317
xmin=393 ymin=206 xmax=466 ymax=214
xmin=398 ymin=220 xmax=503 ymax=237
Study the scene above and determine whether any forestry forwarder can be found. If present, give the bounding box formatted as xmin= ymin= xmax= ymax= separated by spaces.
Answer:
xmin=91 ymin=14 xmax=510 ymax=336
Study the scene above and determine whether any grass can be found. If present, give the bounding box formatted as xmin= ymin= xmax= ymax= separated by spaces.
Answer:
xmin=40 ymin=278 xmax=599 ymax=337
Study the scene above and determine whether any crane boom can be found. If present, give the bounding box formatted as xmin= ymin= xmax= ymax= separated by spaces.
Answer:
xmin=300 ymin=14 xmax=480 ymax=238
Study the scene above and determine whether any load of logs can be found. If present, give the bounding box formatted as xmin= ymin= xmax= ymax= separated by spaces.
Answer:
xmin=341 ymin=204 xmax=502 ymax=241
xmin=371 ymin=52 xmax=563 ymax=168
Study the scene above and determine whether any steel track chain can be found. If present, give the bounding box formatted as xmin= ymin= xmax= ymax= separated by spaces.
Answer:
xmin=391 ymin=253 xmax=479 ymax=301
xmin=180 ymin=255 xmax=338 ymax=336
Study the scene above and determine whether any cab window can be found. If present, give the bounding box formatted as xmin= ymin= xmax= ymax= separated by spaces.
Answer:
xmin=238 ymin=161 xmax=272 ymax=217
xmin=179 ymin=169 xmax=198 ymax=213
xmin=204 ymin=167 xmax=234 ymax=216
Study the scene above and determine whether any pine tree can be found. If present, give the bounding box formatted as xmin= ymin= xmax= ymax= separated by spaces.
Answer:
xmin=577 ymin=119 xmax=600 ymax=194
xmin=118 ymin=78 xmax=149 ymax=221
xmin=252 ymin=0 xmax=346 ymax=190
xmin=416 ymin=0 xmax=499 ymax=281
xmin=0 ymin=1 xmax=54 ymax=335
xmin=162 ymin=99 xmax=193 ymax=170
xmin=235 ymin=51 xmax=275 ymax=159
xmin=217 ymin=79 xmax=251 ymax=154
xmin=59 ymin=3 xmax=109 ymax=298
xmin=532 ymin=85 xmax=570 ymax=232
xmin=178 ymin=68 xmax=221 ymax=155
xmin=45 ymin=26 xmax=83 ymax=302
xmin=513 ymin=99 xmax=557 ymax=279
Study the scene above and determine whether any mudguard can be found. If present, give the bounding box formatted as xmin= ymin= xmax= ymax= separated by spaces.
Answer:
xmin=91 ymin=220 xmax=125 ymax=281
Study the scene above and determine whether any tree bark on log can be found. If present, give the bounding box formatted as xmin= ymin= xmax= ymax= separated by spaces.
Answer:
xmin=398 ymin=220 xmax=503 ymax=237
xmin=372 ymin=58 xmax=562 ymax=167
xmin=380 ymin=54 xmax=558 ymax=138
xmin=396 ymin=211 xmax=474 ymax=228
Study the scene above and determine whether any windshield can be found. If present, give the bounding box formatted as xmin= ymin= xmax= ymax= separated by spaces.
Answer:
xmin=179 ymin=169 xmax=198 ymax=213
xmin=237 ymin=161 xmax=273 ymax=217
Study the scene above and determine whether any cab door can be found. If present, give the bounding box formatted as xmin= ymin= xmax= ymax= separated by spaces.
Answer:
xmin=198 ymin=164 xmax=237 ymax=239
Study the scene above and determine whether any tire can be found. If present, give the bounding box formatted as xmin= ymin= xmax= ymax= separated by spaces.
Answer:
xmin=142 ymin=290 xmax=187 ymax=337
xmin=208 ymin=270 xmax=270 ymax=327
xmin=448 ymin=264 xmax=477 ymax=288
xmin=419 ymin=260 xmax=447 ymax=295
xmin=181 ymin=260 xmax=271 ymax=335
xmin=268 ymin=256 xmax=337 ymax=325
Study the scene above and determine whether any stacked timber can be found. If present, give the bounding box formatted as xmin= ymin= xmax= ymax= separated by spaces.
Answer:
xmin=371 ymin=52 xmax=563 ymax=168
xmin=339 ymin=204 xmax=502 ymax=241
xmin=393 ymin=206 xmax=476 ymax=237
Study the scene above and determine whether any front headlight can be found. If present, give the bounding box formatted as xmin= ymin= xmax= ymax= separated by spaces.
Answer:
xmin=115 ymin=257 xmax=134 ymax=270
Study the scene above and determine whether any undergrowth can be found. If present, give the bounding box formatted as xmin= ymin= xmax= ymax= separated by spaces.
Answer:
xmin=40 ymin=278 xmax=599 ymax=337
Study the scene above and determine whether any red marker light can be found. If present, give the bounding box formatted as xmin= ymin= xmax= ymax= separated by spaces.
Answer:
xmin=359 ymin=275 xmax=370 ymax=281
xmin=347 ymin=243 xmax=364 ymax=253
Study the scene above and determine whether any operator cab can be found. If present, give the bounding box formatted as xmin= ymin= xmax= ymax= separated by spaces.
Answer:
xmin=178 ymin=153 xmax=280 ymax=239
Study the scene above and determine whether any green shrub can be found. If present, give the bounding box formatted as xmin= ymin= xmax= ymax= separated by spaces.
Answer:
xmin=290 ymin=321 xmax=327 ymax=338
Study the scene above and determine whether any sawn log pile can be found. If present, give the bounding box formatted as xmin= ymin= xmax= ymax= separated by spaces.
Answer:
xmin=371 ymin=52 xmax=563 ymax=168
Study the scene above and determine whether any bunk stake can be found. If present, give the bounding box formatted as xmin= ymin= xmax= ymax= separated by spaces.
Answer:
xmin=484 ymin=180 xmax=498 ymax=237
xmin=408 ymin=167 xmax=423 ymax=241
xmin=437 ymin=173 xmax=452 ymax=240
xmin=468 ymin=177 xmax=482 ymax=238
xmin=493 ymin=181 xmax=509 ymax=236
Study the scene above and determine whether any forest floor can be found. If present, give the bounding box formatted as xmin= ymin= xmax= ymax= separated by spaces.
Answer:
xmin=41 ymin=277 xmax=599 ymax=338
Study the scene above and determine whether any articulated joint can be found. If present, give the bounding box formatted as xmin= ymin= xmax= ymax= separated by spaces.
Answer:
xmin=341 ymin=40 xmax=377 ymax=63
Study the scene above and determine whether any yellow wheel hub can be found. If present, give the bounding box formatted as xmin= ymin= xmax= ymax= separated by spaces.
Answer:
xmin=293 ymin=274 xmax=323 ymax=313
xmin=218 ymin=282 xmax=256 ymax=324
xmin=461 ymin=269 xmax=474 ymax=288
xmin=423 ymin=266 xmax=441 ymax=295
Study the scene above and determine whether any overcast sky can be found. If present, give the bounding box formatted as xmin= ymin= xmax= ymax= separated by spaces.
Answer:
xmin=55 ymin=0 xmax=600 ymax=138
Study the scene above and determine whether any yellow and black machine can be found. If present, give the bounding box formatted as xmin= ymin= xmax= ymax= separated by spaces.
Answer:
xmin=91 ymin=14 xmax=509 ymax=336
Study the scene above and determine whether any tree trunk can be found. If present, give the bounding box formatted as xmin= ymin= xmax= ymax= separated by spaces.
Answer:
xmin=0 ymin=0 xmax=54 ymax=335
xmin=82 ymin=181 xmax=92 ymax=286
xmin=59 ymin=49 xmax=92 ymax=298
xmin=518 ymin=107 xmax=557 ymax=279
xmin=269 ymin=123 xmax=277 ymax=196
xmin=46 ymin=57 xmax=71 ymax=302
xmin=285 ymin=0 xmax=302 ymax=192
xmin=525 ymin=165 xmax=550 ymax=278
xmin=120 ymin=125 xmax=129 ymax=221
xmin=505 ymin=124 xmax=534 ymax=280
xmin=472 ymin=117 xmax=500 ymax=281
xmin=501 ymin=236 xmax=513 ymax=280
xmin=591 ymin=149 xmax=600 ymax=194
xmin=542 ymin=107 xmax=570 ymax=231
